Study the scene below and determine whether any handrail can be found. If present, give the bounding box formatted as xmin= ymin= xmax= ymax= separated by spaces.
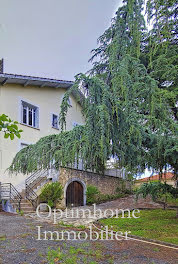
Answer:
xmin=25 ymin=169 xmax=49 ymax=209
xmin=0 ymin=183 xmax=22 ymax=211
xmin=26 ymin=169 xmax=48 ymax=186
xmin=25 ymin=185 xmax=38 ymax=209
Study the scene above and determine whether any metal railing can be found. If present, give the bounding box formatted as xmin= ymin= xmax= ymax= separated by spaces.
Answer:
xmin=25 ymin=169 xmax=48 ymax=209
xmin=25 ymin=185 xmax=38 ymax=209
xmin=0 ymin=183 xmax=22 ymax=211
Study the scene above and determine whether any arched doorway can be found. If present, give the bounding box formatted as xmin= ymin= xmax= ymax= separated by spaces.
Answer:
xmin=66 ymin=181 xmax=84 ymax=207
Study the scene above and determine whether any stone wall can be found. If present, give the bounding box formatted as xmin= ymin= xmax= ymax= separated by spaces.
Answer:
xmin=58 ymin=167 xmax=131 ymax=208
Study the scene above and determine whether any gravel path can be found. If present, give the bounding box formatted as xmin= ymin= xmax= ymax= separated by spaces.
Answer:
xmin=0 ymin=197 xmax=177 ymax=264
xmin=25 ymin=195 xmax=163 ymax=226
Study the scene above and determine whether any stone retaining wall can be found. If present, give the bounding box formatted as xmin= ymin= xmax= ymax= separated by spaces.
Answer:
xmin=58 ymin=167 xmax=131 ymax=208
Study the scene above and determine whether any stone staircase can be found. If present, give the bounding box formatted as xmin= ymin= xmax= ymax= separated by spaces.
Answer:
xmin=11 ymin=198 xmax=34 ymax=213
xmin=18 ymin=175 xmax=49 ymax=213
xmin=28 ymin=175 xmax=49 ymax=193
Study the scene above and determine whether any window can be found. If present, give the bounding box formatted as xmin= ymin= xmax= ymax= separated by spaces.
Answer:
xmin=68 ymin=97 xmax=72 ymax=106
xmin=21 ymin=101 xmax=39 ymax=128
xmin=21 ymin=143 xmax=29 ymax=149
xmin=52 ymin=114 xmax=59 ymax=129
xmin=73 ymin=122 xmax=79 ymax=128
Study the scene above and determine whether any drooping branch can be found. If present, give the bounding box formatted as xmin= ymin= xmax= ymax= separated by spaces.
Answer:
xmin=9 ymin=0 xmax=177 ymax=177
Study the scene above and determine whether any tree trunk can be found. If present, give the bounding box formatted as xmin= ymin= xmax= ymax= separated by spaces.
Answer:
xmin=163 ymin=195 xmax=167 ymax=210
xmin=163 ymin=202 xmax=166 ymax=210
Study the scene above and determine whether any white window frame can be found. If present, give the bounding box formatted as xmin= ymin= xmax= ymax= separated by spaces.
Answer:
xmin=18 ymin=141 xmax=32 ymax=151
xmin=51 ymin=113 xmax=59 ymax=130
xmin=72 ymin=121 xmax=83 ymax=128
xmin=21 ymin=100 xmax=39 ymax=128
xmin=73 ymin=122 xmax=79 ymax=128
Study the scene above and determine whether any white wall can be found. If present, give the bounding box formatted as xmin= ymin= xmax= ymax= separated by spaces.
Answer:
xmin=0 ymin=83 xmax=85 ymax=186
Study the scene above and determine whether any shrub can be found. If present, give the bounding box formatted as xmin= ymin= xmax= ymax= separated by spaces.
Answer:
xmin=86 ymin=185 xmax=129 ymax=205
xmin=86 ymin=185 xmax=100 ymax=204
xmin=39 ymin=182 xmax=63 ymax=208
xmin=136 ymin=182 xmax=178 ymax=210
xmin=98 ymin=193 xmax=126 ymax=203
xmin=124 ymin=189 xmax=133 ymax=195
xmin=115 ymin=186 xmax=133 ymax=195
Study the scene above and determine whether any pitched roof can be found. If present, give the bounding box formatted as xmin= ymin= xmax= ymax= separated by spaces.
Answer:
xmin=0 ymin=73 xmax=73 ymax=89
xmin=136 ymin=172 xmax=174 ymax=182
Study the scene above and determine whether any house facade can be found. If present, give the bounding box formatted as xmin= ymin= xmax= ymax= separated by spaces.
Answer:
xmin=0 ymin=66 xmax=85 ymax=187
xmin=0 ymin=60 xmax=129 ymax=212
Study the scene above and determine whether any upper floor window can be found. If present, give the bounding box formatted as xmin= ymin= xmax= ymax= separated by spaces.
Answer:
xmin=21 ymin=101 xmax=39 ymax=128
xmin=52 ymin=114 xmax=59 ymax=129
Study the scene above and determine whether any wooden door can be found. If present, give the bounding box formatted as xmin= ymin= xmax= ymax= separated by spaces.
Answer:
xmin=66 ymin=181 xmax=83 ymax=207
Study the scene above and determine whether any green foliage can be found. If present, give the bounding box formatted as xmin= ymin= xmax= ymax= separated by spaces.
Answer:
xmin=136 ymin=181 xmax=178 ymax=210
xmin=0 ymin=235 xmax=6 ymax=241
xmin=86 ymin=185 xmax=100 ymax=204
xmin=0 ymin=114 xmax=23 ymax=140
xmin=47 ymin=247 xmax=62 ymax=264
xmin=100 ymin=209 xmax=178 ymax=244
xmin=86 ymin=184 xmax=129 ymax=205
xmin=47 ymin=246 xmax=113 ymax=264
xmin=136 ymin=181 xmax=177 ymax=200
xmin=16 ymin=209 xmax=24 ymax=216
xmin=39 ymin=182 xmax=63 ymax=208
xmin=163 ymin=193 xmax=178 ymax=206
xmin=141 ymin=1 xmax=178 ymax=177
xmin=9 ymin=0 xmax=177 ymax=180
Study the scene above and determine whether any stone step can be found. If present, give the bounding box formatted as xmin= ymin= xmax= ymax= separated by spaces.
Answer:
xmin=9 ymin=203 xmax=34 ymax=213
xmin=20 ymin=204 xmax=33 ymax=208
xmin=21 ymin=199 xmax=29 ymax=203
xmin=21 ymin=206 xmax=34 ymax=210
xmin=11 ymin=199 xmax=31 ymax=205
xmin=21 ymin=210 xmax=35 ymax=213
xmin=11 ymin=199 xmax=35 ymax=212
xmin=20 ymin=205 xmax=35 ymax=212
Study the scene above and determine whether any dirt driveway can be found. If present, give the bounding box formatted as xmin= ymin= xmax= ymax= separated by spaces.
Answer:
xmin=0 ymin=210 xmax=177 ymax=264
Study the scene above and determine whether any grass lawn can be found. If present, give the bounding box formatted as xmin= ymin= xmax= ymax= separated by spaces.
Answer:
xmin=100 ymin=209 xmax=178 ymax=245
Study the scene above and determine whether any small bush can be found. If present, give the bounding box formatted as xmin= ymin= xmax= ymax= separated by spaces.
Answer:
xmin=116 ymin=186 xmax=133 ymax=195
xmin=124 ymin=189 xmax=133 ymax=195
xmin=86 ymin=185 xmax=128 ymax=205
xmin=136 ymin=182 xmax=178 ymax=210
xmin=86 ymin=185 xmax=100 ymax=204
xmin=16 ymin=209 xmax=24 ymax=216
xmin=39 ymin=182 xmax=63 ymax=208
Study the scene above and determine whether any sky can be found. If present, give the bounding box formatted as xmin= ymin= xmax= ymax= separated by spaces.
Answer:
xmin=0 ymin=0 xmax=122 ymax=81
